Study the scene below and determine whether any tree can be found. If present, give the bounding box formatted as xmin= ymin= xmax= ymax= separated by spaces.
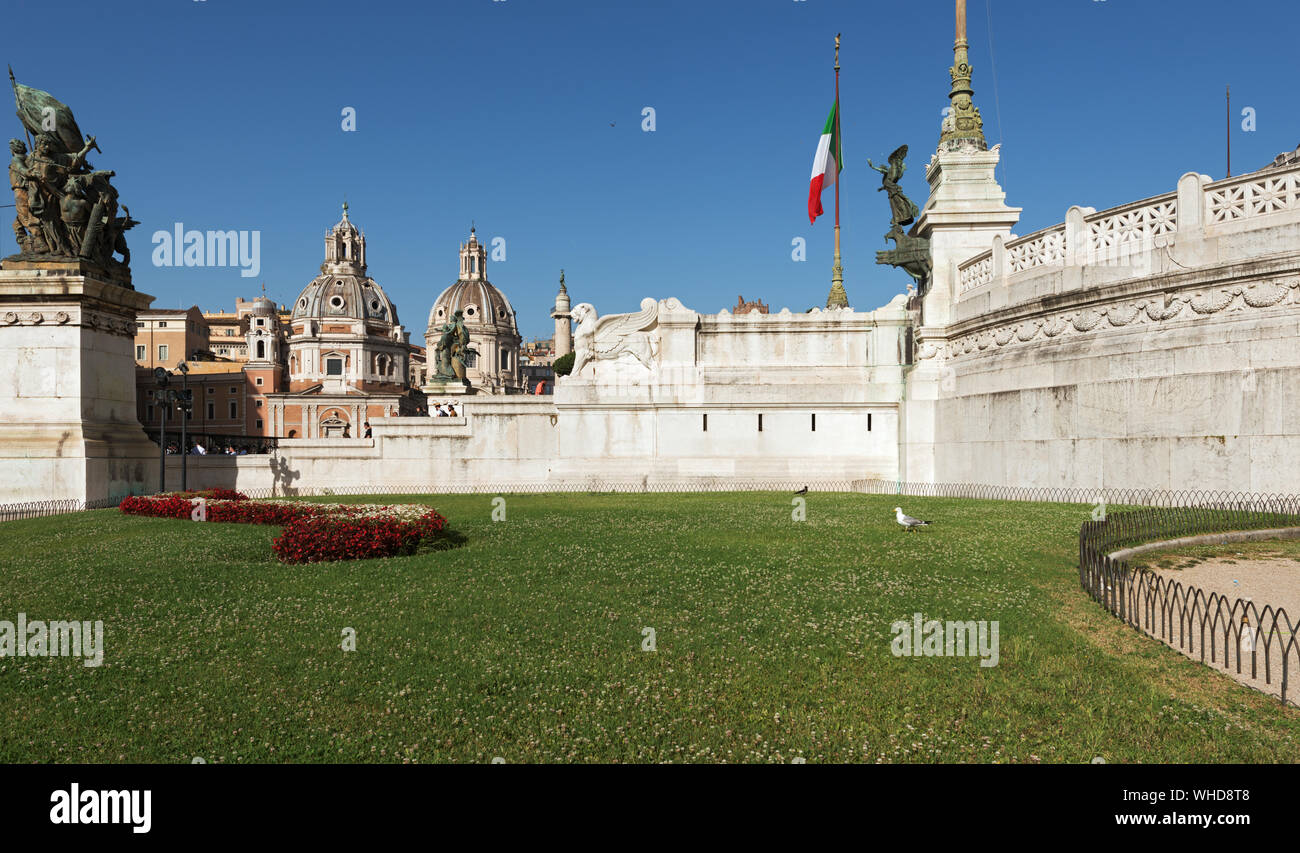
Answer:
xmin=553 ymin=352 xmax=575 ymax=377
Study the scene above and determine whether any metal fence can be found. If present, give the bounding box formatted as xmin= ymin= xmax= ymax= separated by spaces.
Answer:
xmin=0 ymin=497 xmax=121 ymax=522
xmin=6 ymin=479 xmax=1300 ymax=518
xmin=1079 ymin=501 xmax=1300 ymax=706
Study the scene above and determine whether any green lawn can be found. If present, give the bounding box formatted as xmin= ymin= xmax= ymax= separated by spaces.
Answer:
xmin=1 ymin=492 xmax=1297 ymax=763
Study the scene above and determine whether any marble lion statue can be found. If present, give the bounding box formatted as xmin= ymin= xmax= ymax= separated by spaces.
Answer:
xmin=570 ymin=298 xmax=660 ymax=377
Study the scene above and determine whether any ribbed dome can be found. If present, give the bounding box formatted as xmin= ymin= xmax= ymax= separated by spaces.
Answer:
xmin=292 ymin=273 xmax=399 ymax=325
xmin=427 ymin=279 xmax=517 ymax=333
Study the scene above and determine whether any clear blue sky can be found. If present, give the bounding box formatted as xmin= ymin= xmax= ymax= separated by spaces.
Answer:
xmin=8 ymin=0 xmax=1293 ymax=340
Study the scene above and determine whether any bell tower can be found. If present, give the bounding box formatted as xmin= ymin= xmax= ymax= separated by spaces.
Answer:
xmin=322 ymin=202 xmax=366 ymax=275
xmin=460 ymin=226 xmax=487 ymax=281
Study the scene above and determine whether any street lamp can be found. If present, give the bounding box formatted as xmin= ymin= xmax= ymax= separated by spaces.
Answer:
xmin=176 ymin=362 xmax=191 ymax=491
xmin=152 ymin=367 xmax=169 ymax=493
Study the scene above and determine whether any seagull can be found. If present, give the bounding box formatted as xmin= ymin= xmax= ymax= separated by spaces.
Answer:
xmin=894 ymin=507 xmax=931 ymax=532
xmin=794 ymin=486 xmax=808 ymax=496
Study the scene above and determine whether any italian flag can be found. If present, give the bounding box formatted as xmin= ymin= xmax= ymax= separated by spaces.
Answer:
xmin=807 ymin=101 xmax=842 ymax=225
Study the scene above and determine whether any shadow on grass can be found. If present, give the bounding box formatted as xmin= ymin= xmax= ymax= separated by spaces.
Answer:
xmin=420 ymin=527 xmax=469 ymax=553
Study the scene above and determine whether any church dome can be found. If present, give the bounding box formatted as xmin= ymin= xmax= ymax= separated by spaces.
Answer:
xmin=423 ymin=227 xmax=524 ymax=395
xmin=290 ymin=203 xmax=399 ymax=326
xmin=293 ymin=274 xmax=399 ymax=325
xmin=425 ymin=228 xmax=518 ymax=336
xmin=428 ymin=279 xmax=517 ymax=333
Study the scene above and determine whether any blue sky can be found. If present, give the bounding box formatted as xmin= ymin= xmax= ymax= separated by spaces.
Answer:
xmin=7 ymin=0 xmax=1294 ymax=340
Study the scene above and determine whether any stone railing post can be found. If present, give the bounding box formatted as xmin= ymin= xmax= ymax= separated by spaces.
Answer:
xmin=991 ymin=235 xmax=1007 ymax=288
xmin=1175 ymin=172 xmax=1212 ymax=267
xmin=1063 ymin=206 xmax=1094 ymax=293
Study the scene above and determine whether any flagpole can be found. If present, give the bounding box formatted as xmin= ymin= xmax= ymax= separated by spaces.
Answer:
xmin=827 ymin=34 xmax=849 ymax=309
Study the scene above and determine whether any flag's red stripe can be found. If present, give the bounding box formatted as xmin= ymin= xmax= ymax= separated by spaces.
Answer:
xmin=808 ymin=174 xmax=826 ymax=225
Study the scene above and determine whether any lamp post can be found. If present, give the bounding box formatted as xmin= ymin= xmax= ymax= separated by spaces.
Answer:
xmin=177 ymin=362 xmax=191 ymax=491
xmin=152 ymin=367 xmax=170 ymax=493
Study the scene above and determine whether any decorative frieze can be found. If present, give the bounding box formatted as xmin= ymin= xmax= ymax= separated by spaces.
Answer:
xmin=924 ymin=275 xmax=1300 ymax=361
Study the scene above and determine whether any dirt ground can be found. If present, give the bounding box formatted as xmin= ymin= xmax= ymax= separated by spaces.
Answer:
xmin=1151 ymin=557 xmax=1300 ymax=624
xmin=1138 ymin=551 xmax=1300 ymax=705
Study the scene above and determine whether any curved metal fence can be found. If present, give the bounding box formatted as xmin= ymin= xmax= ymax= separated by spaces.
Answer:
xmin=1079 ymin=502 xmax=1300 ymax=706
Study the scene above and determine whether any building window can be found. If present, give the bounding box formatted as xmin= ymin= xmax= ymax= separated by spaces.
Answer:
xmin=207 ymin=387 xmax=215 ymax=395
xmin=758 ymin=413 xmax=763 ymax=432
xmin=326 ymin=358 xmax=343 ymax=376
xmin=135 ymin=345 xmax=145 ymax=361
xmin=158 ymin=321 xmax=167 ymax=328
xmin=226 ymin=329 xmax=235 ymax=336
xmin=229 ymin=386 xmax=238 ymax=394
xmin=868 ymin=413 xmax=873 ymax=432
xmin=136 ymin=322 xmax=144 ymax=329
xmin=256 ymin=318 xmax=265 ymax=327
xmin=702 ymin=413 xmax=708 ymax=432
xmin=255 ymin=377 xmax=263 ymax=386
xmin=255 ymin=399 xmax=263 ymax=408
xmin=157 ymin=344 xmax=168 ymax=361
xmin=464 ymin=351 xmax=477 ymax=369
xmin=256 ymin=340 xmax=265 ymax=359
xmin=256 ymin=419 xmax=263 ymax=430
xmin=811 ymin=413 xmax=816 ymax=432
xmin=207 ymin=402 xmax=215 ymax=419
xmin=229 ymin=401 xmax=238 ymax=419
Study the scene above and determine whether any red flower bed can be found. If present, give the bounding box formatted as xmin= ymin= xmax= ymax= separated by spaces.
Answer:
xmin=118 ymin=494 xmax=448 ymax=564
xmin=271 ymin=512 xmax=446 ymax=564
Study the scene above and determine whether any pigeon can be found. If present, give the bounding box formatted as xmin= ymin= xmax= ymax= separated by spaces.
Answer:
xmin=894 ymin=507 xmax=931 ymax=532
xmin=794 ymin=486 xmax=809 ymax=496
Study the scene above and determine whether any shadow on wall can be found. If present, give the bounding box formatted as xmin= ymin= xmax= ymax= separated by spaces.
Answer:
xmin=270 ymin=454 xmax=301 ymax=496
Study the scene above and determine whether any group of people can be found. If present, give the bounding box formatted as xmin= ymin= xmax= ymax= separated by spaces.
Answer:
xmin=162 ymin=441 xmax=270 ymax=455
xmin=432 ymin=403 xmax=460 ymax=418
xmin=344 ymin=422 xmax=374 ymax=438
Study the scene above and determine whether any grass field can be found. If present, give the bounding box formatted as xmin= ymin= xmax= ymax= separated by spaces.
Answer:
xmin=2 ymin=492 xmax=1298 ymax=763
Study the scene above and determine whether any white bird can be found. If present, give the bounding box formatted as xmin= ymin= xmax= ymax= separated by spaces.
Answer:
xmin=894 ymin=507 xmax=931 ymax=531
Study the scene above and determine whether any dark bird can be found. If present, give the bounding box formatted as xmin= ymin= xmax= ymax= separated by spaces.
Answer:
xmin=794 ymin=486 xmax=808 ymax=496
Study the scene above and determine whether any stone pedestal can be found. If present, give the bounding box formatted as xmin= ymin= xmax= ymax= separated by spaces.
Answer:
xmin=421 ymin=379 xmax=473 ymax=397
xmin=0 ymin=260 xmax=158 ymax=504
xmin=914 ymin=147 xmax=1021 ymax=329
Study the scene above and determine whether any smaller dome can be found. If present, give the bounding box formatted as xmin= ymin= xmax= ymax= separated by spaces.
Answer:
xmin=428 ymin=279 xmax=517 ymax=334
xmin=249 ymin=296 xmax=276 ymax=315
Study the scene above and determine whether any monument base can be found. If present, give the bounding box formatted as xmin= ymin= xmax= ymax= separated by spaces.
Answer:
xmin=0 ymin=264 xmax=158 ymax=504
xmin=421 ymin=379 xmax=473 ymax=397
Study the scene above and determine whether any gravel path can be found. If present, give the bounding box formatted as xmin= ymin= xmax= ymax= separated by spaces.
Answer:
xmin=1144 ymin=557 xmax=1300 ymax=705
